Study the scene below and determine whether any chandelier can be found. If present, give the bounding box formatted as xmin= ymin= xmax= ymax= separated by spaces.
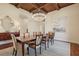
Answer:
xmin=32 ymin=9 xmax=46 ymax=22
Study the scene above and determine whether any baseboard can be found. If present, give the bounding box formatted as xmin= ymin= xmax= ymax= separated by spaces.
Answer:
xmin=55 ymin=39 xmax=79 ymax=45
xmin=54 ymin=39 xmax=70 ymax=43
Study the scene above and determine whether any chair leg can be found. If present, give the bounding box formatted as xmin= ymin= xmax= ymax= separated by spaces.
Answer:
xmin=27 ymin=47 xmax=29 ymax=55
xmin=53 ymin=39 xmax=54 ymax=44
xmin=45 ymin=41 xmax=47 ymax=50
xmin=51 ymin=39 xmax=54 ymax=45
xmin=51 ymin=39 xmax=53 ymax=45
xmin=12 ymin=48 xmax=17 ymax=56
xmin=12 ymin=48 xmax=15 ymax=56
xmin=47 ymin=40 xmax=49 ymax=48
xmin=15 ymin=50 xmax=17 ymax=56
xmin=40 ymin=45 xmax=41 ymax=54
xmin=35 ymin=48 xmax=37 ymax=56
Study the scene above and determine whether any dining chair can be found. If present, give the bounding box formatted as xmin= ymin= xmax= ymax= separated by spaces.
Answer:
xmin=49 ymin=32 xmax=55 ymax=45
xmin=24 ymin=32 xmax=35 ymax=44
xmin=24 ymin=32 xmax=36 ymax=54
xmin=27 ymin=35 xmax=42 ymax=56
xmin=33 ymin=32 xmax=37 ymax=38
xmin=41 ymin=34 xmax=49 ymax=50
xmin=24 ymin=32 xmax=30 ymax=40
xmin=37 ymin=32 xmax=42 ymax=36
xmin=11 ymin=34 xmax=18 ymax=56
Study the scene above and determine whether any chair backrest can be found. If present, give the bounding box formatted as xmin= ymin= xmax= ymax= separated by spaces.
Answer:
xmin=37 ymin=32 xmax=42 ymax=36
xmin=49 ymin=32 xmax=55 ymax=39
xmin=33 ymin=32 xmax=37 ymax=38
xmin=11 ymin=34 xmax=17 ymax=50
xmin=51 ymin=32 xmax=55 ymax=39
xmin=36 ymin=35 xmax=42 ymax=45
xmin=24 ymin=33 xmax=30 ymax=39
xmin=33 ymin=32 xmax=37 ymax=35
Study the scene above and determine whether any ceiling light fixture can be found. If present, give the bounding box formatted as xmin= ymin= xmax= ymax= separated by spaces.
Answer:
xmin=32 ymin=9 xmax=46 ymax=22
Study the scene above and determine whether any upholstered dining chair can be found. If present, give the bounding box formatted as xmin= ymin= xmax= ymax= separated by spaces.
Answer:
xmin=24 ymin=32 xmax=36 ymax=54
xmin=41 ymin=34 xmax=49 ymax=50
xmin=27 ymin=35 xmax=42 ymax=56
xmin=24 ymin=32 xmax=35 ymax=44
xmin=37 ymin=32 xmax=42 ymax=36
xmin=48 ymin=32 xmax=55 ymax=45
xmin=33 ymin=32 xmax=37 ymax=38
xmin=11 ymin=34 xmax=18 ymax=56
xmin=24 ymin=32 xmax=30 ymax=40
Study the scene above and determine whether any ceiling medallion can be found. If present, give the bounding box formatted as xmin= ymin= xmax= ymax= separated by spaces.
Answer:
xmin=32 ymin=9 xmax=46 ymax=22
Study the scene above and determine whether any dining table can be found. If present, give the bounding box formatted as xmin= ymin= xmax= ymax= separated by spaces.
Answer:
xmin=16 ymin=36 xmax=36 ymax=56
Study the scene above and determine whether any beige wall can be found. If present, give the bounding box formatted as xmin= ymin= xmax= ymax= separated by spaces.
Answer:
xmin=45 ymin=4 xmax=79 ymax=43
xmin=0 ymin=3 xmax=43 ymax=36
xmin=0 ymin=3 xmax=21 ymax=32
xmin=0 ymin=3 xmax=79 ymax=44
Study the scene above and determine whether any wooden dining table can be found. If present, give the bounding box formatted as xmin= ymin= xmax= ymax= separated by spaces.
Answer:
xmin=16 ymin=37 xmax=36 ymax=56
xmin=16 ymin=34 xmax=47 ymax=56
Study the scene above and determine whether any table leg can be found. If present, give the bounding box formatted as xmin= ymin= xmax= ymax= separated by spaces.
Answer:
xmin=22 ymin=43 xmax=24 ymax=56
